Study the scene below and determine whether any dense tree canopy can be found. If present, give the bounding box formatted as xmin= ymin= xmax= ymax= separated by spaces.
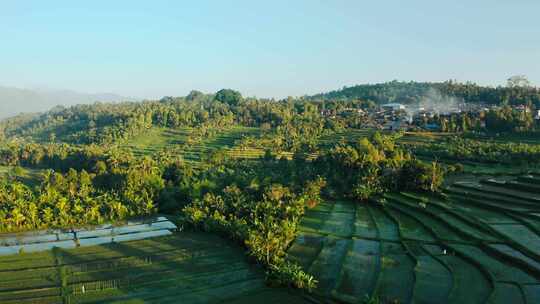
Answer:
xmin=312 ymin=132 xmax=445 ymax=200
xmin=311 ymin=80 xmax=540 ymax=107
xmin=214 ymin=89 xmax=243 ymax=106
xmin=2 ymin=82 xmax=538 ymax=147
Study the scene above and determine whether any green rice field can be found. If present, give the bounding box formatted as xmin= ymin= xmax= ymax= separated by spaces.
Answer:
xmin=3 ymin=128 xmax=540 ymax=303
xmin=0 ymin=165 xmax=43 ymax=186
xmin=287 ymin=174 xmax=540 ymax=303
xmin=123 ymin=126 xmax=263 ymax=162
xmin=0 ymin=232 xmax=308 ymax=304
xmin=124 ymin=127 xmax=377 ymax=163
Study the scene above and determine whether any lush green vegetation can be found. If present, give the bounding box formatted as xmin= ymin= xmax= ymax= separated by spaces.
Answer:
xmin=0 ymin=232 xmax=309 ymax=304
xmin=313 ymin=132 xmax=445 ymax=201
xmin=0 ymin=90 xmax=340 ymax=149
xmin=0 ymin=129 xmax=445 ymax=292
xmin=123 ymin=126 xmax=262 ymax=163
xmin=414 ymin=137 xmax=540 ymax=165
xmin=0 ymin=163 xmax=164 ymax=233
xmin=1 ymin=83 xmax=540 ymax=303
xmin=312 ymin=80 xmax=540 ymax=107
xmin=415 ymin=105 xmax=538 ymax=134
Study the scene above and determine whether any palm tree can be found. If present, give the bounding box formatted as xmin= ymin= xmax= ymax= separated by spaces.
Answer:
xmin=42 ymin=207 xmax=54 ymax=226
xmin=10 ymin=208 xmax=26 ymax=228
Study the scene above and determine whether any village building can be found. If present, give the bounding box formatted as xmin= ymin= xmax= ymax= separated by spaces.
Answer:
xmin=383 ymin=119 xmax=409 ymax=131
xmin=381 ymin=103 xmax=406 ymax=112
xmin=515 ymin=104 xmax=531 ymax=113
xmin=339 ymin=108 xmax=365 ymax=116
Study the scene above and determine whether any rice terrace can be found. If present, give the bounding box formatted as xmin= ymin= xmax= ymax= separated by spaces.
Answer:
xmin=1 ymin=1 xmax=540 ymax=303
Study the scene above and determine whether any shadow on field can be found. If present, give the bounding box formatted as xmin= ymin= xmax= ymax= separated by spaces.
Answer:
xmin=56 ymin=234 xmax=268 ymax=304
xmin=57 ymin=237 xmax=198 ymax=303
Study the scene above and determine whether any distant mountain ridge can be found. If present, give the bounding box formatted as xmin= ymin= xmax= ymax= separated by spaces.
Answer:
xmin=0 ymin=86 xmax=136 ymax=119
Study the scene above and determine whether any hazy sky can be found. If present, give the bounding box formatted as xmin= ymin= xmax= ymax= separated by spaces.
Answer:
xmin=1 ymin=0 xmax=539 ymax=99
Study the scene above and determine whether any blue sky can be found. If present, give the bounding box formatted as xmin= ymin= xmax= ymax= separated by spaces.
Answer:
xmin=1 ymin=0 xmax=539 ymax=99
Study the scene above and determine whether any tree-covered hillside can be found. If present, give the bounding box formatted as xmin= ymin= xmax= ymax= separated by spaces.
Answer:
xmin=311 ymin=80 xmax=540 ymax=106
xmin=0 ymin=89 xmax=333 ymax=147
xmin=2 ymin=81 xmax=539 ymax=147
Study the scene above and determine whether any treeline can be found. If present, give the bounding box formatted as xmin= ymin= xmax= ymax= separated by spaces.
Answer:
xmin=311 ymin=132 xmax=444 ymax=200
xmin=417 ymin=112 xmax=483 ymax=133
xmin=0 ymin=142 xmax=114 ymax=171
xmin=485 ymin=106 xmax=537 ymax=133
xmin=0 ymin=98 xmax=234 ymax=145
xmin=415 ymin=137 xmax=540 ymax=164
xmin=312 ymin=80 xmax=540 ymax=107
xmin=419 ymin=105 xmax=538 ymax=133
xmin=0 ymin=162 xmax=164 ymax=232
xmin=0 ymin=141 xmax=168 ymax=232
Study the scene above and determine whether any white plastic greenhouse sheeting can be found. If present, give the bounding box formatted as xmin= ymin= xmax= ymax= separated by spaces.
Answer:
xmin=75 ymin=217 xmax=176 ymax=238
xmin=0 ymin=230 xmax=74 ymax=246
xmin=112 ymin=222 xmax=176 ymax=235
xmin=0 ymin=217 xmax=177 ymax=256
xmin=113 ymin=230 xmax=172 ymax=243
xmin=78 ymin=236 xmax=114 ymax=247
xmin=76 ymin=228 xmax=115 ymax=239
xmin=0 ymin=240 xmax=76 ymax=255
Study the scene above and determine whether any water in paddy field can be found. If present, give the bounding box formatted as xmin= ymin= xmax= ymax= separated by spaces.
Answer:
xmin=289 ymin=174 xmax=540 ymax=304
xmin=0 ymin=216 xmax=177 ymax=255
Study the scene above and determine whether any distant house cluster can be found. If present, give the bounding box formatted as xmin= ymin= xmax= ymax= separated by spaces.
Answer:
xmin=320 ymin=101 xmax=539 ymax=132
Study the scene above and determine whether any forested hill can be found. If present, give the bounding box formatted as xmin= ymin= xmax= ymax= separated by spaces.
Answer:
xmin=2 ymin=81 xmax=540 ymax=145
xmin=310 ymin=81 xmax=540 ymax=106
xmin=0 ymin=89 xmax=262 ymax=145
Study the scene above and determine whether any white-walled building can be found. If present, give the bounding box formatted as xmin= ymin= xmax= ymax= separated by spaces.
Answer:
xmin=381 ymin=103 xmax=406 ymax=111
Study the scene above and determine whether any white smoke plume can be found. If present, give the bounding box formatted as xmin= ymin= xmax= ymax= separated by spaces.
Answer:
xmin=405 ymin=88 xmax=463 ymax=122
xmin=419 ymin=88 xmax=462 ymax=114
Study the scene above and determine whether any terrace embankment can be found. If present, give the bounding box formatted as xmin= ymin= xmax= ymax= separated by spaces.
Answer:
xmin=288 ymin=174 xmax=540 ymax=303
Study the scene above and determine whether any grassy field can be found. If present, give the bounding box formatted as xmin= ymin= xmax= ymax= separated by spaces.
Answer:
xmin=0 ymin=165 xmax=44 ymax=186
xmin=0 ymin=232 xmax=309 ymax=304
xmin=123 ymin=126 xmax=263 ymax=163
xmin=123 ymin=127 xmax=380 ymax=164
xmin=318 ymin=129 xmax=374 ymax=147
xmin=397 ymin=131 xmax=454 ymax=147
xmin=122 ymin=128 xmax=191 ymax=156
xmin=287 ymin=174 xmax=540 ymax=304
xmin=398 ymin=131 xmax=540 ymax=147
xmin=465 ymin=132 xmax=540 ymax=145
xmin=396 ymin=131 xmax=540 ymax=176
